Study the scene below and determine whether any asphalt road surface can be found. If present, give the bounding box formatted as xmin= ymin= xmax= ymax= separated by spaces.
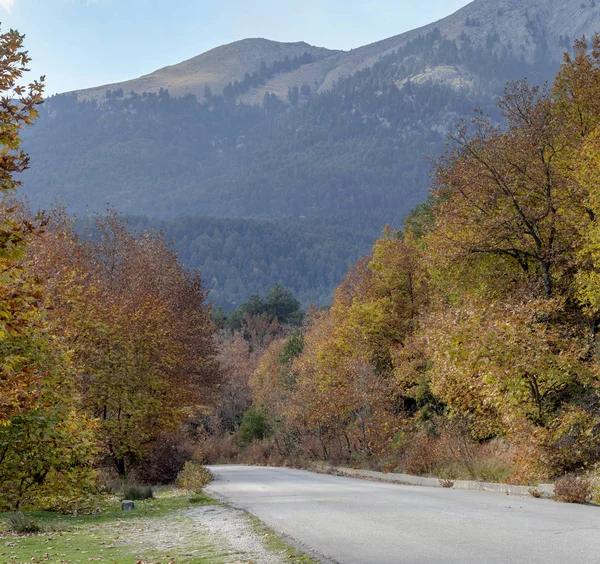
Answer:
xmin=206 ymin=465 xmax=600 ymax=564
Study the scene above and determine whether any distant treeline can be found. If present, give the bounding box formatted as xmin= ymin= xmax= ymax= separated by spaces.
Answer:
xmin=76 ymin=215 xmax=376 ymax=309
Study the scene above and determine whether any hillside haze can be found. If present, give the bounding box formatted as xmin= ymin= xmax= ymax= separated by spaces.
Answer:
xmin=21 ymin=0 xmax=600 ymax=307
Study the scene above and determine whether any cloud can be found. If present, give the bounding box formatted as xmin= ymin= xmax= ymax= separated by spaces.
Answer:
xmin=0 ymin=0 xmax=15 ymax=11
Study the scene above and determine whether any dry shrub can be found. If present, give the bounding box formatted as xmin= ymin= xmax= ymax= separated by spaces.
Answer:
xmin=285 ymin=435 xmax=315 ymax=461
xmin=176 ymin=462 xmax=212 ymax=493
xmin=398 ymin=421 xmax=514 ymax=482
xmin=400 ymin=431 xmax=443 ymax=475
xmin=195 ymin=434 xmax=239 ymax=464
xmin=510 ymin=411 xmax=600 ymax=484
xmin=554 ymin=474 xmax=591 ymax=504
xmin=240 ymin=439 xmax=284 ymax=466
xmin=95 ymin=466 xmax=121 ymax=494
xmin=587 ymin=466 xmax=600 ymax=504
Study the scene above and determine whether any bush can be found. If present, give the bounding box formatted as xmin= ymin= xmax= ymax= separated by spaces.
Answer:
xmin=554 ymin=474 xmax=591 ymax=504
xmin=398 ymin=423 xmax=514 ymax=482
xmin=400 ymin=431 xmax=443 ymax=476
xmin=240 ymin=439 xmax=283 ymax=466
xmin=176 ymin=462 xmax=212 ymax=493
xmin=239 ymin=410 xmax=271 ymax=447
xmin=121 ymin=484 xmax=154 ymax=501
xmin=7 ymin=512 xmax=42 ymax=534
xmin=134 ymin=431 xmax=196 ymax=485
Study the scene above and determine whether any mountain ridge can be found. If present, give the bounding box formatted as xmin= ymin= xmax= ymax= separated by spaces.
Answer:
xmin=69 ymin=0 xmax=600 ymax=104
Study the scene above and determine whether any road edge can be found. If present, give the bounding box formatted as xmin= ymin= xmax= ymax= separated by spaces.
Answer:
xmin=205 ymin=485 xmax=342 ymax=564
xmin=310 ymin=464 xmax=555 ymax=498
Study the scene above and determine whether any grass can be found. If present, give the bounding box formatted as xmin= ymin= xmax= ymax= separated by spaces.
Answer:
xmin=0 ymin=487 xmax=228 ymax=563
xmin=7 ymin=513 xmax=42 ymax=535
xmin=0 ymin=487 xmax=320 ymax=563
xmin=247 ymin=514 xmax=320 ymax=564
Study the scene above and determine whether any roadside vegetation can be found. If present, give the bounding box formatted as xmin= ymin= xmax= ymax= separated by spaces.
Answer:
xmin=201 ymin=37 xmax=600 ymax=501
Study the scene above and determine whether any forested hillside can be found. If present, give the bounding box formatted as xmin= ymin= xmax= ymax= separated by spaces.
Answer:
xmin=19 ymin=0 xmax=600 ymax=308
xmin=23 ymin=22 xmax=563 ymax=221
xmin=22 ymin=49 xmax=477 ymax=225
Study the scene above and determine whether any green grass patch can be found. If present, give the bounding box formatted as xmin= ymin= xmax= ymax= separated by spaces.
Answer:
xmin=0 ymin=487 xmax=225 ymax=563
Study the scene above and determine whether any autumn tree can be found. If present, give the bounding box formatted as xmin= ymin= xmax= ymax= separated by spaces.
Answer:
xmin=421 ymin=39 xmax=600 ymax=478
xmin=250 ymin=230 xmax=430 ymax=462
xmin=216 ymin=313 xmax=281 ymax=432
xmin=30 ymin=210 xmax=221 ymax=477
xmin=430 ymin=81 xmax=588 ymax=300
xmin=0 ymin=29 xmax=44 ymax=424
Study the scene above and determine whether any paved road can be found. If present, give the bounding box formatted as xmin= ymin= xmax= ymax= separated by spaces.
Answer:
xmin=206 ymin=465 xmax=600 ymax=564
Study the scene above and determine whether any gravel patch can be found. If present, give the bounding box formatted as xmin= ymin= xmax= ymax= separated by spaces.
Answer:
xmin=109 ymin=504 xmax=289 ymax=563
xmin=189 ymin=505 xmax=286 ymax=563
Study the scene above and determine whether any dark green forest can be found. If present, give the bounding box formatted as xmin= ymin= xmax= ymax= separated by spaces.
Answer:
xmin=118 ymin=216 xmax=374 ymax=308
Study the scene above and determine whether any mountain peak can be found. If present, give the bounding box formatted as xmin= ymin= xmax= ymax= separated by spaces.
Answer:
xmin=71 ymin=38 xmax=341 ymax=101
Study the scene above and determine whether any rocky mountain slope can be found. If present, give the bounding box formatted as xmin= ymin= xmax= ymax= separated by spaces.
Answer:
xmin=312 ymin=0 xmax=600 ymax=91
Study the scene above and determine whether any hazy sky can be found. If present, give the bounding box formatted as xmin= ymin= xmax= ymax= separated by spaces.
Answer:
xmin=2 ymin=0 xmax=472 ymax=95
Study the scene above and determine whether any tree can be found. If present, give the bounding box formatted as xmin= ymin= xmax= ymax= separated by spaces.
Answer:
xmin=0 ymin=28 xmax=46 ymax=422
xmin=0 ymin=29 xmax=44 ymax=194
xmin=264 ymin=283 xmax=304 ymax=326
xmin=0 ymin=32 xmax=100 ymax=510
xmin=430 ymin=81 xmax=588 ymax=299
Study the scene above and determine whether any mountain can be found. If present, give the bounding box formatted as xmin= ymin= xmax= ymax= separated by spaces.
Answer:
xmin=71 ymin=0 xmax=599 ymax=104
xmin=20 ymin=0 xmax=600 ymax=307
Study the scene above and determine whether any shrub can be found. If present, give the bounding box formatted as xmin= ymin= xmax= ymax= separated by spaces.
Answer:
xmin=121 ymin=484 xmax=154 ymax=501
xmin=176 ymin=462 xmax=212 ymax=493
xmin=554 ymin=474 xmax=591 ymax=504
xmin=7 ymin=512 xmax=42 ymax=534
xmin=240 ymin=439 xmax=282 ymax=466
xmin=398 ymin=423 xmax=515 ymax=482
xmin=195 ymin=434 xmax=239 ymax=464
xmin=400 ymin=431 xmax=442 ymax=476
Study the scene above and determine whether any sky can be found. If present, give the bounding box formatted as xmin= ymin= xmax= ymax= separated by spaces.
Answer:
xmin=1 ymin=0 xmax=472 ymax=95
